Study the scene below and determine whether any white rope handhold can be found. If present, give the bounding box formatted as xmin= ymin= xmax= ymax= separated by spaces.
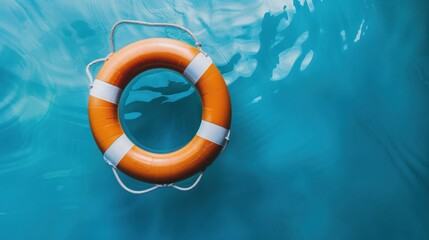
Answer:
xmin=170 ymin=173 xmax=204 ymax=191
xmin=112 ymin=168 xmax=161 ymax=194
xmin=109 ymin=20 xmax=203 ymax=53
xmin=221 ymin=130 xmax=231 ymax=153
xmin=87 ymin=20 xmax=205 ymax=89
xmin=86 ymin=57 xmax=108 ymax=88
xmin=112 ymin=167 xmax=204 ymax=194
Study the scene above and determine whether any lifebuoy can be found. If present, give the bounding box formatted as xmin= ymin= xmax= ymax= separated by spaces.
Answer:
xmin=88 ymin=38 xmax=231 ymax=184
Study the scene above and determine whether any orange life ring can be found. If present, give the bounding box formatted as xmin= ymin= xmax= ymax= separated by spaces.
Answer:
xmin=88 ymin=38 xmax=231 ymax=184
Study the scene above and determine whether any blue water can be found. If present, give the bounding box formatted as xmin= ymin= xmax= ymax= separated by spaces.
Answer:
xmin=1 ymin=0 xmax=429 ymax=239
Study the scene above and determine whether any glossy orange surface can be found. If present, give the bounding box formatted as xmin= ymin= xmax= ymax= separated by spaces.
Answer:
xmin=88 ymin=38 xmax=231 ymax=184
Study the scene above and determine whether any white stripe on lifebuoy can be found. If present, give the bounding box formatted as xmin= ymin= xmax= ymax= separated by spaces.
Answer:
xmin=103 ymin=133 xmax=134 ymax=167
xmin=183 ymin=53 xmax=213 ymax=84
xmin=196 ymin=120 xmax=229 ymax=146
xmin=90 ymin=79 xmax=123 ymax=104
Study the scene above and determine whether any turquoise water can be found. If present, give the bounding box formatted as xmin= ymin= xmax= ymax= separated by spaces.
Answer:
xmin=1 ymin=0 xmax=429 ymax=239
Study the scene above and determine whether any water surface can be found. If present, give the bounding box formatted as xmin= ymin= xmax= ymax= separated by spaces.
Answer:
xmin=1 ymin=0 xmax=429 ymax=239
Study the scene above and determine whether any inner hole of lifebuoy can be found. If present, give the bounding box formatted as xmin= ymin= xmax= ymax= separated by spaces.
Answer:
xmin=118 ymin=68 xmax=202 ymax=153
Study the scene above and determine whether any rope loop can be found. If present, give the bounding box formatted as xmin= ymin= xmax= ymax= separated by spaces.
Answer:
xmin=221 ymin=130 xmax=231 ymax=153
xmin=86 ymin=20 xmax=205 ymax=88
xmin=86 ymin=56 xmax=108 ymax=88
xmin=112 ymin=167 xmax=204 ymax=194
xmin=109 ymin=20 xmax=203 ymax=53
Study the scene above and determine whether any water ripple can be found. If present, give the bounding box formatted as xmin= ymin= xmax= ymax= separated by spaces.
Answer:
xmin=1 ymin=0 xmax=429 ymax=239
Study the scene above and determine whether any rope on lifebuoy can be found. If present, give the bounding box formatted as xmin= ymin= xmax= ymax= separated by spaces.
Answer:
xmin=87 ymin=20 xmax=203 ymax=88
xmin=112 ymin=167 xmax=204 ymax=194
